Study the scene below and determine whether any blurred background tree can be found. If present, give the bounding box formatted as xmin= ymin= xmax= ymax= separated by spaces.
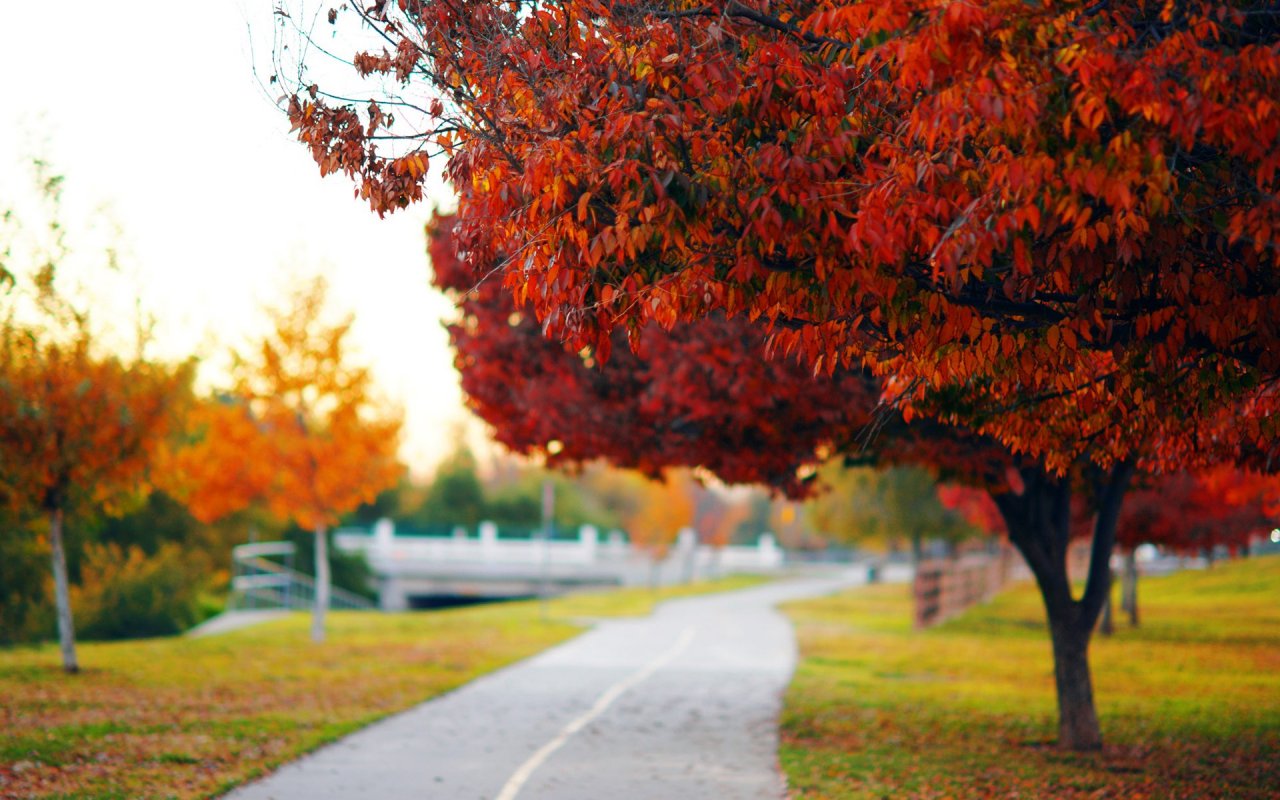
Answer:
xmin=0 ymin=157 xmax=194 ymax=671
xmin=806 ymin=463 xmax=980 ymax=561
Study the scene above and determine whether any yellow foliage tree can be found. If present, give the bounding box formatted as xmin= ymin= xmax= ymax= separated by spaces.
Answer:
xmin=172 ymin=277 xmax=402 ymax=642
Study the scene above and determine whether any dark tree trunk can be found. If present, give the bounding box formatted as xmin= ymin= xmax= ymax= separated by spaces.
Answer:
xmin=1121 ymin=550 xmax=1139 ymax=627
xmin=1098 ymin=572 xmax=1114 ymax=637
xmin=1049 ymin=614 xmax=1101 ymax=749
xmin=992 ymin=460 xmax=1133 ymax=751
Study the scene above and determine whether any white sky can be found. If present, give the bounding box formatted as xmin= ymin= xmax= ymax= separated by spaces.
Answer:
xmin=0 ymin=1 xmax=478 ymax=479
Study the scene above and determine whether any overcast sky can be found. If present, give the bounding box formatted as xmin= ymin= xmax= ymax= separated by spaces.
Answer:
xmin=0 ymin=2 xmax=476 ymax=478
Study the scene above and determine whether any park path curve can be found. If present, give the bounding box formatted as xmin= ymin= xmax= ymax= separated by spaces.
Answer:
xmin=224 ymin=570 xmax=866 ymax=800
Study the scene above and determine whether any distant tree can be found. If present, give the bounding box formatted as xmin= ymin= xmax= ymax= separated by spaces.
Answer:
xmin=807 ymin=464 xmax=976 ymax=560
xmin=0 ymin=319 xmax=192 ymax=671
xmin=484 ymin=468 xmax=623 ymax=531
xmin=692 ymin=486 xmax=752 ymax=550
xmin=408 ymin=443 xmax=486 ymax=528
xmin=935 ymin=485 xmax=1006 ymax=540
xmin=172 ymin=278 xmax=402 ymax=643
xmin=0 ymin=161 xmax=193 ymax=671
xmin=97 ymin=491 xmax=202 ymax=557
xmin=627 ymin=469 xmax=696 ymax=584
xmin=1116 ymin=466 xmax=1276 ymax=626
xmin=0 ymin=507 xmax=52 ymax=646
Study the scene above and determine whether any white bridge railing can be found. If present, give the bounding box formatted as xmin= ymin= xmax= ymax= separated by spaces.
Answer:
xmin=230 ymin=541 xmax=376 ymax=612
xmin=334 ymin=520 xmax=784 ymax=576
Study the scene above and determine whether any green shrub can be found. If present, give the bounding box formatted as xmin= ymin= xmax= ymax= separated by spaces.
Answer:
xmin=0 ymin=529 xmax=53 ymax=646
xmin=72 ymin=543 xmax=207 ymax=640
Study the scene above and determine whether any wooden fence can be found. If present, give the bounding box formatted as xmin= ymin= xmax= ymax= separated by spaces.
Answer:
xmin=913 ymin=541 xmax=1092 ymax=629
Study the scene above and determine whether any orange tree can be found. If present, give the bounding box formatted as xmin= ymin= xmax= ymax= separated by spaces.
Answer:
xmin=0 ymin=160 xmax=194 ymax=672
xmin=0 ymin=319 xmax=192 ymax=672
xmin=281 ymin=1 xmax=1278 ymax=749
xmin=171 ymin=278 xmax=402 ymax=642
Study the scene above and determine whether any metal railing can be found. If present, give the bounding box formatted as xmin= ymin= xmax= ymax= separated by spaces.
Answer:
xmin=229 ymin=541 xmax=375 ymax=611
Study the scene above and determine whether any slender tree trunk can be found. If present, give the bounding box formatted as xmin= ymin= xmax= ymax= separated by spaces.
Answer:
xmin=311 ymin=524 xmax=329 ymax=644
xmin=910 ymin=532 xmax=923 ymax=565
xmin=48 ymin=508 xmax=79 ymax=673
xmin=1121 ymin=550 xmax=1139 ymax=627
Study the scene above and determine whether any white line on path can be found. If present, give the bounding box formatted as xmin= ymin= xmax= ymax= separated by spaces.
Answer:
xmin=494 ymin=626 xmax=698 ymax=800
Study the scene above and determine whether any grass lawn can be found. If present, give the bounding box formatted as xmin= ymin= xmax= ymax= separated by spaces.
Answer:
xmin=781 ymin=555 xmax=1280 ymax=799
xmin=0 ymin=575 xmax=764 ymax=799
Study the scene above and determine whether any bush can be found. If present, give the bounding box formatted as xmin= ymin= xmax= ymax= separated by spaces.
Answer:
xmin=0 ymin=528 xmax=53 ymax=646
xmin=72 ymin=543 xmax=208 ymax=640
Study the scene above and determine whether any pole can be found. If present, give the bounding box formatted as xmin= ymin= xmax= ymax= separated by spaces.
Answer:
xmin=540 ymin=478 xmax=553 ymax=622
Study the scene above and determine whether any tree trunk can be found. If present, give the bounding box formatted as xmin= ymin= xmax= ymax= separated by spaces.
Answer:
xmin=1121 ymin=550 xmax=1139 ymax=627
xmin=48 ymin=508 xmax=79 ymax=673
xmin=1098 ymin=572 xmax=1114 ymax=637
xmin=992 ymin=460 xmax=1133 ymax=751
xmin=1049 ymin=614 xmax=1102 ymax=750
xmin=311 ymin=524 xmax=329 ymax=644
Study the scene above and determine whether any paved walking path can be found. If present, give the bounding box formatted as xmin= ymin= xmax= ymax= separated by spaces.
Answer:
xmin=186 ymin=610 xmax=291 ymax=638
xmin=224 ymin=570 xmax=867 ymax=800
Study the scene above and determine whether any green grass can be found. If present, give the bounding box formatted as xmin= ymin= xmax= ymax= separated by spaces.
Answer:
xmin=0 ymin=575 xmax=765 ymax=799
xmin=780 ymin=555 xmax=1280 ymax=799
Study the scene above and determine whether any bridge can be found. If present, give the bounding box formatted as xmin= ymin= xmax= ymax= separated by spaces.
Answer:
xmin=334 ymin=519 xmax=786 ymax=610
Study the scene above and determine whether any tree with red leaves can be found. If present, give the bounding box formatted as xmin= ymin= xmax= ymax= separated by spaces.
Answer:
xmin=428 ymin=216 xmax=1173 ymax=750
xmin=1115 ymin=466 xmax=1277 ymax=626
xmin=282 ymin=0 xmax=1279 ymax=750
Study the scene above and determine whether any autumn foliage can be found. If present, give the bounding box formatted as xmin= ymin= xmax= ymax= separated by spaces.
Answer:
xmin=1118 ymin=465 xmax=1278 ymax=556
xmin=169 ymin=278 xmax=401 ymax=641
xmin=173 ymin=278 xmax=402 ymax=529
xmin=0 ymin=321 xmax=192 ymax=672
xmin=284 ymin=0 xmax=1280 ymax=750
xmin=287 ymin=0 xmax=1277 ymax=474
xmin=431 ymin=216 xmax=878 ymax=495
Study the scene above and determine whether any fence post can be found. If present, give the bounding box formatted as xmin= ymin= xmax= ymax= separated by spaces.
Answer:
xmin=913 ymin=548 xmax=1020 ymax=630
xmin=580 ymin=524 xmax=599 ymax=562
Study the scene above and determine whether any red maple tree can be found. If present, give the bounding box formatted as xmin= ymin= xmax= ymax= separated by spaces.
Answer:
xmin=429 ymin=216 xmax=1158 ymax=749
xmin=282 ymin=2 xmax=1279 ymax=750
xmin=1114 ymin=465 xmax=1277 ymax=624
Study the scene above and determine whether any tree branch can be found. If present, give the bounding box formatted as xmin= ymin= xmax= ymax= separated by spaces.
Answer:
xmin=1079 ymin=459 xmax=1135 ymax=625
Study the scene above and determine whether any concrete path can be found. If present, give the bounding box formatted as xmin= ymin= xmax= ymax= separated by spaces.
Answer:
xmin=224 ymin=570 xmax=867 ymax=800
xmin=186 ymin=610 xmax=291 ymax=638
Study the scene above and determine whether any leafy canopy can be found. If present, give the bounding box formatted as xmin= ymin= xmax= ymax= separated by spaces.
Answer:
xmin=283 ymin=0 xmax=1279 ymax=476
xmin=170 ymin=277 xmax=403 ymax=529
